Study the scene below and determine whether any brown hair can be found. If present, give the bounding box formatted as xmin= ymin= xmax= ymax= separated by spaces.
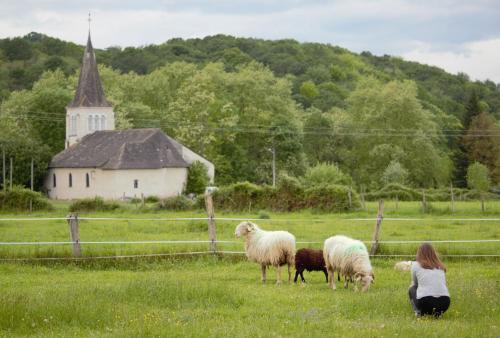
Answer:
xmin=416 ymin=243 xmax=446 ymax=272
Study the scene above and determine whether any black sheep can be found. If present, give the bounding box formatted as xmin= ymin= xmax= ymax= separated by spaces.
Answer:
xmin=294 ymin=248 xmax=329 ymax=283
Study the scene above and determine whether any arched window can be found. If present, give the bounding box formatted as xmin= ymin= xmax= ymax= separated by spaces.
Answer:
xmin=85 ymin=173 xmax=90 ymax=188
xmin=88 ymin=115 xmax=93 ymax=131
xmin=94 ymin=115 xmax=100 ymax=131
xmin=69 ymin=173 xmax=72 ymax=187
xmin=101 ymin=115 xmax=106 ymax=130
xmin=70 ymin=115 xmax=77 ymax=135
xmin=53 ymin=174 xmax=57 ymax=188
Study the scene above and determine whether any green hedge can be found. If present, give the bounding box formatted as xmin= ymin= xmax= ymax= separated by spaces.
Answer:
xmin=211 ymin=180 xmax=359 ymax=212
xmin=69 ymin=197 xmax=120 ymax=212
xmin=0 ymin=187 xmax=53 ymax=211
xmin=364 ymin=183 xmax=499 ymax=201
xmin=155 ymin=196 xmax=196 ymax=211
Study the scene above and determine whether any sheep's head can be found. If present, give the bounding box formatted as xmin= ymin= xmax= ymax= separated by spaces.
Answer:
xmin=234 ymin=221 xmax=256 ymax=238
xmin=354 ymin=271 xmax=374 ymax=292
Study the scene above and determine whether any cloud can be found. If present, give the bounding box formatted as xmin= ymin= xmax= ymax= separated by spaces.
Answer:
xmin=402 ymin=38 xmax=500 ymax=83
xmin=0 ymin=1 xmax=499 ymax=82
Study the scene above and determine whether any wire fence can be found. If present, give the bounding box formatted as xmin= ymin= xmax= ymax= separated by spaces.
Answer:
xmin=0 ymin=212 xmax=499 ymax=261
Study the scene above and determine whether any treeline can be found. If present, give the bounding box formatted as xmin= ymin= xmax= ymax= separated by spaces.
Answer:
xmin=0 ymin=33 xmax=498 ymax=191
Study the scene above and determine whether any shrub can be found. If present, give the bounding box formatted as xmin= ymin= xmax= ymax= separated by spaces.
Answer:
xmin=365 ymin=183 xmax=420 ymax=201
xmin=185 ymin=161 xmax=210 ymax=195
xmin=273 ymin=174 xmax=304 ymax=211
xmin=381 ymin=160 xmax=409 ymax=186
xmin=69 ymin=197 xmax=120 ymax=212
xmin=303 ymin=163 xmax=352 ymax=187
xmin=258 ymin=210 xmax=270 ymax=219
xmin=0 ymin=186 xmax=53 ymax=211
xmin=156 ymin=196 xmax=196 ymax=211
xmin=212 ymin=182 xmax=264 ymax=211
xmin=144 ymin=195 xmax=159 ymax=203
xmin=304 ymin=184 xmax=360 ymax=212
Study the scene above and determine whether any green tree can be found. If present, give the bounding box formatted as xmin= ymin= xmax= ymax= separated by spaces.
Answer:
xmin=345 ymin=78 xmax=451 ymax=187
xmin=467 ymin=162 xmax=491 ymax=211
xmin=185 ymin=161 xmax=210 ymax=195
xmin=381 ymin=160 xmax=409 ymax=185
xmin=302 ymin=163 xmax=352 ymax=187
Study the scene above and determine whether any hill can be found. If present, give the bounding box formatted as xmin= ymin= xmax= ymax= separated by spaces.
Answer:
xmin=0 ymin=32 xmax=498 ymax=189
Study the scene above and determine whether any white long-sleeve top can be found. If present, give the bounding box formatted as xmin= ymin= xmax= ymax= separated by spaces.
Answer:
xmin=411 ymin=261 xmax=450 ymax=299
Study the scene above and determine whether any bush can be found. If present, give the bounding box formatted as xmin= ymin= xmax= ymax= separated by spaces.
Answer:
xmin=304 ymin=184 xmax=360 ymax=212
xmin=365 ymin=183 xmax=420 ymax=201
xmin=185 ymin=161 xmax=210 ymax=195
xmin=144 ymin=195 xmax=159 ymax=203
xmin=258 ymin=210 xmax=270 ymax=219
xmin=212 ymin=182 xmax=264 ymax=211
xmin=69 ymin=197 xmax=120 ymax=212
xmin=303 ymin=163 xmax=352 ymax=187
xmin=156 ymin=196 xmax=196 ymax=211
xmin=0 ymin=186 xmax=53 ymax=211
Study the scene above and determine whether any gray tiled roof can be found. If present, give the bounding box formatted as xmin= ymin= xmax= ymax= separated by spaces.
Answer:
xmin=68 ymin=33 xmax=112 ymax=108
xmin=49 ymin=129 xmax=189 ymax=169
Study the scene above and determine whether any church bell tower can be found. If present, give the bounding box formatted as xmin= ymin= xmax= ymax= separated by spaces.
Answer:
xmin=65 ymin=29 xmax=115 ymax=148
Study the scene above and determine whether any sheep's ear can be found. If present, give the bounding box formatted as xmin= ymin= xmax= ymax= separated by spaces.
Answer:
xmin=246 ymin=222 xmax=254 ymax=232
xmin=354 ymin=272 xmax=362 ymax=281
xmin=370 ymin=272 xmax=375 ymax=284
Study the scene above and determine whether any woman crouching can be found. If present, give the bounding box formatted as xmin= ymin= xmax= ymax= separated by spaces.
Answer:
xmin=408 ymin=243 xmax=450 ymax=317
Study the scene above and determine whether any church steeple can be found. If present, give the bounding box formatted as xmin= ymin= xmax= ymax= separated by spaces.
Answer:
xmin=65 ymin=26 xmax=115 ymax=149
xmin=68 ymin=32 xmax=111 ymax=108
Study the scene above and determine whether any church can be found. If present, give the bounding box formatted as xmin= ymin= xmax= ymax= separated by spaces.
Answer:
xmin=44 ymin=33 xmax=214 ymax=200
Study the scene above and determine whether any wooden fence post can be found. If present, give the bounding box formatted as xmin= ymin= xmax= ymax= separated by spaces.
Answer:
xmin=360 ymin=186 xmax=366 ymax=211
xmin=370 ymin=199 xmax=384 ymax=255
xmin=421 ymin=190 xmax=426 ymax=213
xmin=348 ymin=187 xmax=352 ymax=209
xmin=2 ymin=149 xmax=5 ymax=191
xmin=9 ymin=157 xmax=13 ymax=190
xmin=67 ymin=213 xmax=81 ymax=257
xmin=450 ymin=183 xmax=455 ymax=213
xmin=205 ymin=192 xmax=217 ymax=253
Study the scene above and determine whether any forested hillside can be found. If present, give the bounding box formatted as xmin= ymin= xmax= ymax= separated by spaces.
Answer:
xmin=0 ymin=32 xmax=498 ymax=190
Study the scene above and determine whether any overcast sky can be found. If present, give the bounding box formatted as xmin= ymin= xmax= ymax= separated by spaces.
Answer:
xmin=1 ymin=0 xmax=499 ymax=83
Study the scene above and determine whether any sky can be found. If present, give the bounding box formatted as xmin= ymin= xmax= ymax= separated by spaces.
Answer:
xmin=1 ymin=0 xmax=499 ymax=83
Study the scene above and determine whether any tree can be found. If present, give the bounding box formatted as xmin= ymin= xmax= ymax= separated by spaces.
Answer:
xmin=467 ymin=162 xmax=490 ymax=211
xmin=302 ymin=163 xmax=352 ymax=187
xmin=345 ymin=78 xmax=452 ymax=187
xmin=381 ymin=160 xmax=409 ymax=186
xmin=463 ymin=112 xmax=500 ymax=185
xmin=185 ymin=161 xmax=210 ymax=195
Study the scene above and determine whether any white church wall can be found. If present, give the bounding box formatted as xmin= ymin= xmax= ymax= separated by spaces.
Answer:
xmin=45 ymin=167 xmax=187 ymax=200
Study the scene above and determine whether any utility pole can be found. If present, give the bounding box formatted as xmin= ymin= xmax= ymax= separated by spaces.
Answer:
xmin=9 ymin=157 xmax=13 ymax=190
xmin=269 ymin=146 xmax=276 ymax=187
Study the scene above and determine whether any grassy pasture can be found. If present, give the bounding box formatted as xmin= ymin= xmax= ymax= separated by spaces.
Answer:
xmin=0 ymin=258 xmax=498 ymax=337
xmin=0 ymin=201 xmax=499 ymax=336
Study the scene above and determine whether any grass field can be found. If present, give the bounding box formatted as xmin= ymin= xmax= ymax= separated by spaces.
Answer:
xmin=0 ymin=201 xmax=499 ymax=337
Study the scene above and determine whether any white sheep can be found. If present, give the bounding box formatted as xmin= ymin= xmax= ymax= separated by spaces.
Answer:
xmin=394 ymin=260 xmax=412 ymax=271
xmin=235 ymin=221 xmax=296 ymax=284
xmin=323 ymin=235 xmax=374 ymax=292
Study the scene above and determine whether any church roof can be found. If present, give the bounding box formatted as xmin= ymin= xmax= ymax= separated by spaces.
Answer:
xmin=49 ymin=129 xmax=189 ymax=169
xmin=68 ymin=33 xmax=112 ymax=108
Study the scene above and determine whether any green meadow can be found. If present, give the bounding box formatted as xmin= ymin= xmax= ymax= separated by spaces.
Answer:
xmin=0 ymin=201 xmax=499 ymax=337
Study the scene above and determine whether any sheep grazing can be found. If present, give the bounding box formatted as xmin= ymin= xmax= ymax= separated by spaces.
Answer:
xmin=294 ymin=248 xmax=328 ymax=283
xmin=235 ymin=221 xmax=295 ymax=284
xmin=323 ymin=235 xmax=374 ymax=292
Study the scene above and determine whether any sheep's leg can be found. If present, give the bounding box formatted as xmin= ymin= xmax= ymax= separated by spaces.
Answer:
xmin=288 ymin=263 xmax=292 ymax=283
xmin=261 ymin=264 xmax=267 ymax=283
xmin=294 ymin=270 xmax=299 ymax=283
xmin=323 ymin=268 xmax=328 ymax=283
xmin=327 ymin=268 xmax=336 ymax=290
xmin=276 ymin=265 xmax=282 ymax=285
xmin=300 ymin=271 xmax=306 ymax=283
xmin=344 ymin=276 xmax=349 ymax=289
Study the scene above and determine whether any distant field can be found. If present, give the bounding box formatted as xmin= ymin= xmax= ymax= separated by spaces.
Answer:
xmin=0 ymin=201 xmax=499 ymax=337
xmin=0 ymin=201 xmax=499 ymax=258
